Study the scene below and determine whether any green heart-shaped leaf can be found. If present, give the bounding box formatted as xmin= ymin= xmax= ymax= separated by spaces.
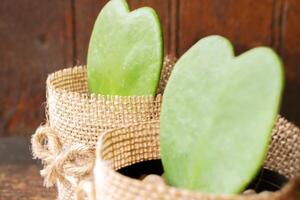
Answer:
xmin=87 ymin=0 xmax=163 ymax=96
xmin=160 ymin=36 xmax=284 ymax=194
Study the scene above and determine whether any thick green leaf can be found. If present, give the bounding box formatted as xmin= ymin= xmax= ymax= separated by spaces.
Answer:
xmin=160 ymin=36 xmax=284 ymax=194
xmin=87 ymin=0 xmax=163 ymax=96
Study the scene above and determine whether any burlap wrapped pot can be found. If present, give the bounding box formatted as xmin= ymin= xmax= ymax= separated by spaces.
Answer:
xmin=90 ymin=117 xmax=300 ymax=200
xmin=31 ymin=56 xmax=177 ymax=200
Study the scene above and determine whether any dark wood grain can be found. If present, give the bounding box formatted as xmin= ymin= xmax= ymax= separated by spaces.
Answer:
xmin=73 ymin=0 xmax=107 ymax=65
xmin=279 ymin=0 xmax=300 ymax=125
xmin=177 ymin=0 xmax=274 ymax=56
xmin=0 ymin=165 xmax=56 ymax=200
xmin=169 ymin=0 xmax=180 ymax=56
xmin=0 ymin=137 xmax=56 ymax=199
xmin=0 ymin=0 xmax=74 ymax=136
xmin=280 ymin=0 xmax=300 ymax=84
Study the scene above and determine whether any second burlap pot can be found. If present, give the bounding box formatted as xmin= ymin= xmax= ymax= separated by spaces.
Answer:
xmin=31 ymin=56 xmax=176 ymax=200
xmin=91 ymin=117 xmax=300 ymax=200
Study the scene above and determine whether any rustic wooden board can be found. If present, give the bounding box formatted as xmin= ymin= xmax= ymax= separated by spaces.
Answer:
xmin=177 ymin=0 xmax=274 ymax=56
xmin=0 ymin=165 xmax=56 ymax=200
xmin=0 ymin=0 xmax=74 ymax=136
xmin=73 ymin=0 xmax=107 ymax=65
xmin=279 ymin=0 xmax=300 ymax=125
xmin=0 ymin=137 xmax=56 ymax=199
xmin=280 ymin=0 xmax=300 ymax=84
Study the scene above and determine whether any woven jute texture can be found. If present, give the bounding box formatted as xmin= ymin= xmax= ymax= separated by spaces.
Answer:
xmin=93 ymin=117 xmax=300 ymax=200
xmin=31 ymin=56 xmax=177 ymax=200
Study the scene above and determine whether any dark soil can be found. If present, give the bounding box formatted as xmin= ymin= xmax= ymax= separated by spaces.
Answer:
xmin=118 ymin=159 xmax=288 ymax=193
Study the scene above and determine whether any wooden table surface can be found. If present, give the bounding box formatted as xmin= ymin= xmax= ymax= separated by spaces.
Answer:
xmin=0 ymin=137 xmax=56 ymax=200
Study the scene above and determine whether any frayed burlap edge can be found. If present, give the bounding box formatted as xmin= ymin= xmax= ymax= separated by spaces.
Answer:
xmin=45 ymin=56 xmax=176 ymax=146
xmin=89 ymin=117 xmax=300 ymax=200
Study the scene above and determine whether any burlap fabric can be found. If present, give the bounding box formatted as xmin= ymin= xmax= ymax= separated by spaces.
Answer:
xmin=31 ymin=56 xmax=177 ymax=200
xmin=92 ymin=117 xmax=300 ymax=200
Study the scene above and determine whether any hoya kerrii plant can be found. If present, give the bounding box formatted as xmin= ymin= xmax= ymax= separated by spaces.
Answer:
xmin=87 ymin=0 xmax=285 ymax=196
xmin=160 ymin=35 xmax=284 ymax=194
xmin=87 ymin=0 xmax=163 ymax=96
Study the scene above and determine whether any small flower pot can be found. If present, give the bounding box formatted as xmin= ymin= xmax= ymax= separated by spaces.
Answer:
xmin=31 ymin=57 xmax=176 ymax=200
xmin=93 ymin=118 xmax=300 ymax=200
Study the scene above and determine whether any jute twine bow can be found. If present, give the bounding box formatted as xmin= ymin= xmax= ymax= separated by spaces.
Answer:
xmin=31 ymin=124 xmax=95 ymax=188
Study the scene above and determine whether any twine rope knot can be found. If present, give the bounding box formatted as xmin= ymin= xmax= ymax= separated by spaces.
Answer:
xmin=31 ymin=124 xmax=95 ymax=187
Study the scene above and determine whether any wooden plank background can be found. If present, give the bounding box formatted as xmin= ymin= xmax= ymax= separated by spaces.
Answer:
xmin=1 ymin=0 xmax=300 ymax=136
